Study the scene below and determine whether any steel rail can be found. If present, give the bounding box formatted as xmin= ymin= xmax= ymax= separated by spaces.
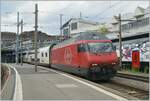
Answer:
xmin=116 ymin=72 xmax=149 ymax=83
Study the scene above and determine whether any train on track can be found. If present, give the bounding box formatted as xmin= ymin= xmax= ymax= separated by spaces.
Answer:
xmin=24 ymin=32 xmax=119 ymax=80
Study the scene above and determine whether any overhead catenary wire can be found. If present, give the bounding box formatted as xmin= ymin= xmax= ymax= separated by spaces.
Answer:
xmin=87 ymin=1 xmax=121 ymax=19
xmin=2 ymin=1 xmax=149 ymax=35
xmin=2 ymin=1 xmax=121 ymax=21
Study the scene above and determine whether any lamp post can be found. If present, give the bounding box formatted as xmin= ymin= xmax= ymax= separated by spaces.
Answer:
xmin=114 ymin=14 xmax=122 ymax=68
xmin=34 ymin=4 xmax=38 ymax=72
xmin=20 ymin=19 xmax=23 ymax=66
xmin=59 ymin=14 xmax=63 ymax=36
xmin=118 ymin=14 xmax=122 ymax=68
xmin=16 ymin=12 xmax=19 ymax=64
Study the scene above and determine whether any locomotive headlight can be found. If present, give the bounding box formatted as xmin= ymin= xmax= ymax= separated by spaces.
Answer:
xmin=92 ymin=64 xmax=98 ymax=66
xmin=112 ymin=62 xmax=116 ymax=65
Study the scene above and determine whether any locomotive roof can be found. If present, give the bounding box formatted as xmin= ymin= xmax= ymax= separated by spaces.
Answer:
xmin=72 ymin=31 xmax=109 ymax=41
xmin=52 ymin=31 xmax=110 ymax=49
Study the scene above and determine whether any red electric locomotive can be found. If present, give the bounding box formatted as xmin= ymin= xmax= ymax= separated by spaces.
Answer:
xmin=50 ymin=32 xmax=119 ymax=80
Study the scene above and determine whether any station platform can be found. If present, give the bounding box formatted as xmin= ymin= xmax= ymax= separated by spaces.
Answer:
xmin=6 ymin=63 xmax=127 ymax=100
xmin=1 ymin=65 xmax=15 ymax=100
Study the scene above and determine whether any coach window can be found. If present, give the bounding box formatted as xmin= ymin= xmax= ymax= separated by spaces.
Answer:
xmin=45 ymin=52 xmax=47 ymax=57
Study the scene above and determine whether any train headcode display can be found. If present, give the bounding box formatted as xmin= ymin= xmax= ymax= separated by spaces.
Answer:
xmin=132 ymin=50 xmax=140 ymax=69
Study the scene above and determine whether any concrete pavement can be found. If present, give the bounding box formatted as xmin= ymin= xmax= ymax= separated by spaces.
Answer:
xmin=1 ymin=67 xmax=15 ymax=100
xmin=10 ymin=63 xmax=127 ymax=100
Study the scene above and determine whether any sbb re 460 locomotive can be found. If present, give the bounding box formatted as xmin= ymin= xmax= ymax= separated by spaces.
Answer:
xmin=24 ymin=32 xmax=119 ymax=80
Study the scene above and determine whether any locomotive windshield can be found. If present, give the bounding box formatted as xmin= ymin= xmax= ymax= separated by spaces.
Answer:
xmin=88 ymin=42 xmax=114 ymax=53
xmin=78 ymin=42 xmax=115 ymax=53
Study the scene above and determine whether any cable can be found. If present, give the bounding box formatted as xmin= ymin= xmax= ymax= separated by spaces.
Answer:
xmin=92 ymin=1 xmax=121 ymax=19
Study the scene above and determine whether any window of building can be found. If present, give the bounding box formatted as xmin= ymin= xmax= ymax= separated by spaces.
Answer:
xmin=71 ymin=22 xmax=77 ymax=30
xmin=63 ymin=28 xmax=69 ymax=35
xmin=45 ymin=52 xmax=47 ymax=57
xmin=121 ymin=17 xmax=149 ymax=31
xmin=42 ymin=53 xmax=44 ymax=57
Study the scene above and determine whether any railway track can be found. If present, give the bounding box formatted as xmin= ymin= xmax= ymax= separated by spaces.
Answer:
xmin=96 ymin=72 xmax=149 ymax=100
xmin=79 ymin=72 xmax=149 ymax=100
xmin=86 ymin=71 xmax=149 ymax=100
xmin=116 ymin=72 xmax=149 ymax=83
xmin=98 ymin=80 xmax=149 ymax=100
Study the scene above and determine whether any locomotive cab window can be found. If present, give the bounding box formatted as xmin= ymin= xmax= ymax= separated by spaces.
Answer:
xmin=88 ymin=42 xmax=114 ymax=53
xmin=77 ymin=44 xmax=87 ymax=52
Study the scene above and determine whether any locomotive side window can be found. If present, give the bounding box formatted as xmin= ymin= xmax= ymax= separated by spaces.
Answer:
xmin=78 ymin=44 xmax=86 ymax=52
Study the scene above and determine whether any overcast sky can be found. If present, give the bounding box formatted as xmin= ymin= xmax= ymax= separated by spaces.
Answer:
xmin=1 ymin=1 xmax=149 ymax=35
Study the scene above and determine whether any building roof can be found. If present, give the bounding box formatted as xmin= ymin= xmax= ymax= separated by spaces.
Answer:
xmin=134 ymin=6 xmax=145 ymax=17
xmin=61 ymin=18 xmax=99 ymax=29
xmin=61 ymin=18 xmax=73 ymax=29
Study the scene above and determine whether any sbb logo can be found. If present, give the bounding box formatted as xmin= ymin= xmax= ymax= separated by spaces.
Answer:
xmin=64 ymin=48 xmax=72 ymax=64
